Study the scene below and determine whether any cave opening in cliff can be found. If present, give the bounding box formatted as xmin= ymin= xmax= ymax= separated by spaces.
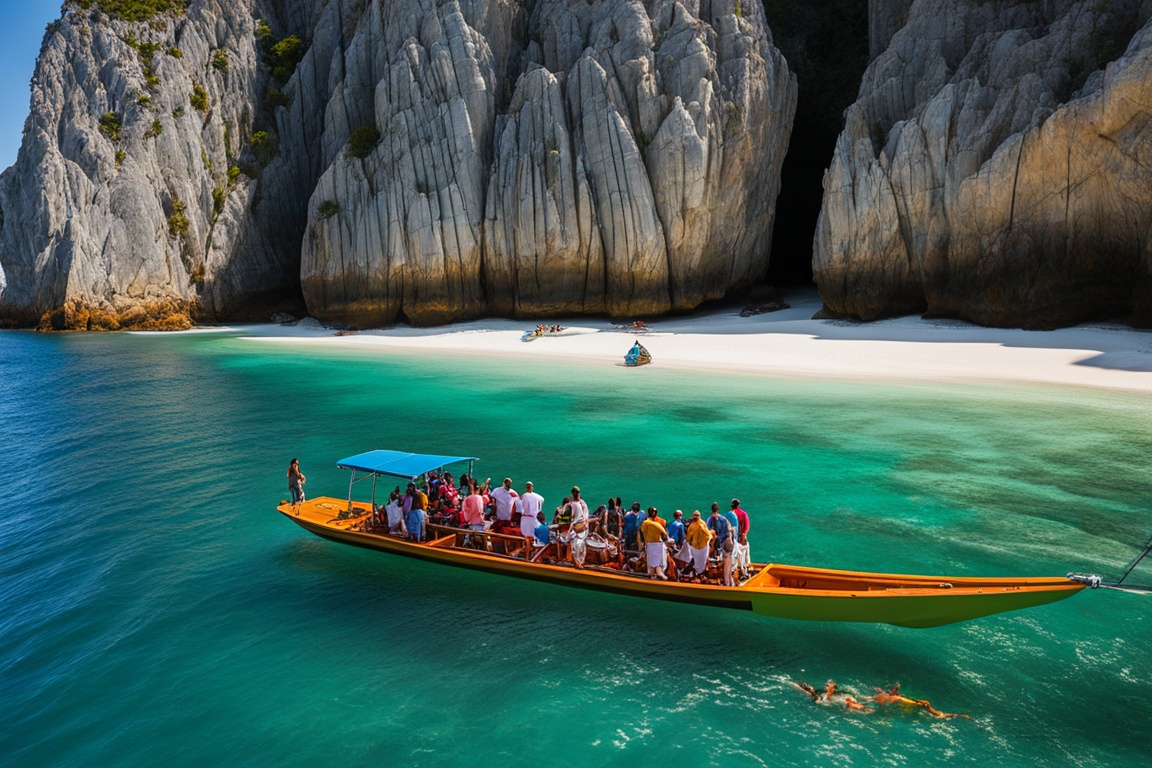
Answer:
xmin=762 ymin=0 xmax=869 ymax=289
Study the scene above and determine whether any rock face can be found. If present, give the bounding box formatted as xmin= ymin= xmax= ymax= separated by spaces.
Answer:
xmin=301 ymin=0 xmax=795 ymax=325
xmin=0 ymin=1 xmax=291 ymax=328
xmin=0 ymin=0 xmax=796 ymax=328
xmin=815 ymin=0 xmax=1152 ymax=328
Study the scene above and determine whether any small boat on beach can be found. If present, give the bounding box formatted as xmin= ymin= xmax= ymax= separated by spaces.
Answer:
xmin=276 ymin=451 xmax=1089 ymax=628
xmin=624 ymin=341 xmax=651 ymax=366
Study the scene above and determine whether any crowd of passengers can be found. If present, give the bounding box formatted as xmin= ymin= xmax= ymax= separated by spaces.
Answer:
xmin=368 ymin=471 xmax=754 ymax=585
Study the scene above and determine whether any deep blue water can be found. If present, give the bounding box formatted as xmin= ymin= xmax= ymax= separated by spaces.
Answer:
xmin=1 ymin=329 xmax=1150 ymax=766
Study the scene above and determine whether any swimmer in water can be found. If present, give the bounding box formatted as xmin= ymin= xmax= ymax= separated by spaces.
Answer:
xmin=790 ymin=680 xmax=872 ymax=712
xmin=871 ymin=683 xmax=970 ymax=719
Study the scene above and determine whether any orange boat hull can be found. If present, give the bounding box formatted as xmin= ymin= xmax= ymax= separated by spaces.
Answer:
xmin=278 ymin=497 xmax=1084 ymax=628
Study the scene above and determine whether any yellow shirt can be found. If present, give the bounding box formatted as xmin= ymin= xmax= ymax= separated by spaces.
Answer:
xmin=640 ymin=518 xmax=668 ymax=543
xmin=685 ymin=519 xmax=712 ymax=549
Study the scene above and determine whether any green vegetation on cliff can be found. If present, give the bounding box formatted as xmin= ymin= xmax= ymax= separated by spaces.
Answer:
xmin=346 ymin=126 xmax=380 ymax=159
xmin=98 ymin=112 xmax=122 ymax=141
xmin=189 ymin=82 xmax=208 ymax=111
xmin=167 ymin=196 xmax=189 ymax=238
xmin=74 ymin=0 xmax=186 ymax=23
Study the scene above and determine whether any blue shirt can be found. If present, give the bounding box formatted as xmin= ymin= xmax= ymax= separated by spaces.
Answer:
xmin=666 ymin=519 xmax=686 ymax=546
xmin=622 ymin=511 xmax=640 ymax=536
xmin=707 ymin=513 xmax=731 ymax=544
xmin=722 ymin=510 xmax=739 ymax=535
xmin=534 ymin=522 xmax=551 ymax=545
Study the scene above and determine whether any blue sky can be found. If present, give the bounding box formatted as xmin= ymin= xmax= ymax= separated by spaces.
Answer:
xmin=0 ymin=2 xmax=63 ymax=170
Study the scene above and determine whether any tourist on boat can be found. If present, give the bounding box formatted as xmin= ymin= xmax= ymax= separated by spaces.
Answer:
xmin=440 ymin=471 xmax=458 ymax=503
xmin=385 ymin=490 xmax=406 ymax=534
xmin=640 ymin=507 xmax=669 ymax=580
xmin=666 ymin=509 xmax=686 ymax=546
xmin=533 ymin=512 xmax=551 ymax=545
xmin=403 ymin=482 xmax=428 ymax=538
xmin=590 ymin=504 xmax=607 ymax=535
xmin=722 ymin=502 xmax=740 ymax=536
xmin=490 ymin=478 xmax=517 ymax=533
xmin=460 ymin=486 xmax=486 ymax=530
xmin=567 ymin=486 xmax=591 ymax=566
xmin=404 ymin=500 xmax=426 ymax=542
xmin=622 ymin=502 xmax=642 ymax=550
xmin=602 ymin=498 xmax=622 ymax=538
xmin=287 ymin=458 xmax=306 ymax=514
xmin=520 ymin=481 xmax=544 ymax=538
xmin=553 ymin=496 xmax=572 ymax=526
xmin=707 ymin=503 xmax=735 ymax=586
xmin=731 ymin=499 xmax=750 ymax=537
xmin=683 ymin=510 xmax=712 ymax=578
xmin=733 ymin=532 xmax=751 ymax=581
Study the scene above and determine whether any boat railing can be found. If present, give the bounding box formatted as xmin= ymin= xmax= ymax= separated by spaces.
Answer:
xmin=427 ymin=523 xmax=537 ymax=560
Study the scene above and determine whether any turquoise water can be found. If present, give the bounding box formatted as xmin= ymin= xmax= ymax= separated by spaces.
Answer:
xmin=1 ymin=330 xmax=1150 ymax=766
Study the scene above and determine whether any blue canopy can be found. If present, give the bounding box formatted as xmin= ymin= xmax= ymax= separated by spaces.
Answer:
xmin=336 ymin=450 xmax=476 ymax=480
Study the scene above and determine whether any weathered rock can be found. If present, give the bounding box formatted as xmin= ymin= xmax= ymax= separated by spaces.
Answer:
xmin=815 ymin=0 xmax=1152 ymax=328
xmin=0 ymin=0 xmax=796 ymax=328
xmin=0 ymin=1 xmax=302 ymax=328
xmin=302 ymin=0 xmax=796 ymax=324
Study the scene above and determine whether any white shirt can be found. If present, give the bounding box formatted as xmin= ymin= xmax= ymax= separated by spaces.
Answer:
xmin=490 ymin=486 xmax=516 ymax=521
xmin=385 ymin=500 xmax=404 ymax=527
xmin=521 ymin=491 xmax=544 ymax=520
xmin=569 ymin=498 xmax=589 ymax=524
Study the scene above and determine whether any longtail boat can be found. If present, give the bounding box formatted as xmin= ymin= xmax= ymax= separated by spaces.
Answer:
xmin=277 ymin=450 xmax=1088 ymax=628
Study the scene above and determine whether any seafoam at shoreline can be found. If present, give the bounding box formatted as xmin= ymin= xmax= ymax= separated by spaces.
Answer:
xmin=174 ymin=289 xmax=1152 ymax=393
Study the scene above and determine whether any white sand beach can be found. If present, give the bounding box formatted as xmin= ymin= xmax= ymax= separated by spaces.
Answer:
xmin=222 ymin=288 xmax=1152 ymax=393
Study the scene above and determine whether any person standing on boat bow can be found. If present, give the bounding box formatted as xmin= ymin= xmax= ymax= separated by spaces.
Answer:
xmin=520 ymin=481 xmax=545 ymax=539
xmin=287 ymin=458 xmax=306 ymax=515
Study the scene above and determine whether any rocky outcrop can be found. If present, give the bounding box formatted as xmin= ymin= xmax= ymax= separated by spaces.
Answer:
xmin=0 ymin=1 xmax=296 ymax=329
xmin=302 ymin=0 xmax=796 ymax=324
xmin=815 ymin=0 xmax=1152 ymax=328
xmin=0 ymin=0 xmax=796 ymax=328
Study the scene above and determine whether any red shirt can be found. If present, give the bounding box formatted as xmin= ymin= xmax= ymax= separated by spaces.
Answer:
xmin=733 ymin=507 xmax=749 ymax=536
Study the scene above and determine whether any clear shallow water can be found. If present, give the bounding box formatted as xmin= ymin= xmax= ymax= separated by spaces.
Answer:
xmin=1 ymin=330 xmax=1150 ymax=766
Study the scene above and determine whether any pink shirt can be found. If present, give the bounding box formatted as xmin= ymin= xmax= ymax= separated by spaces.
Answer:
xmin=461 ymin=494 xmax=485 ymax=526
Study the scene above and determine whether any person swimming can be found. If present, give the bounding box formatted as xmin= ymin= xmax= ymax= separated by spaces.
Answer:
xmin=871 ymin=683 xmax=970 ymax=719
xmin=790 ymin=680 xmax=872 ymax=712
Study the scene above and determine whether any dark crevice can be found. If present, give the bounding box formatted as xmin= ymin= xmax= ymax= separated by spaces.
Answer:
xmin=762 ymin=0 xmax=870 ymax=289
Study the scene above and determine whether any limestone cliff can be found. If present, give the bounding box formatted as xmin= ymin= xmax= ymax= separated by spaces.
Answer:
xmin=0 ymin=0 xmax=796 ymax=328
xmin=815 ymin=0 xmax=1152 ymax=328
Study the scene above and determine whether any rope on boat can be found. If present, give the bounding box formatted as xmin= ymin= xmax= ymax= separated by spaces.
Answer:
xmin=1067 ymin=534 xmax=1152 ymax=594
